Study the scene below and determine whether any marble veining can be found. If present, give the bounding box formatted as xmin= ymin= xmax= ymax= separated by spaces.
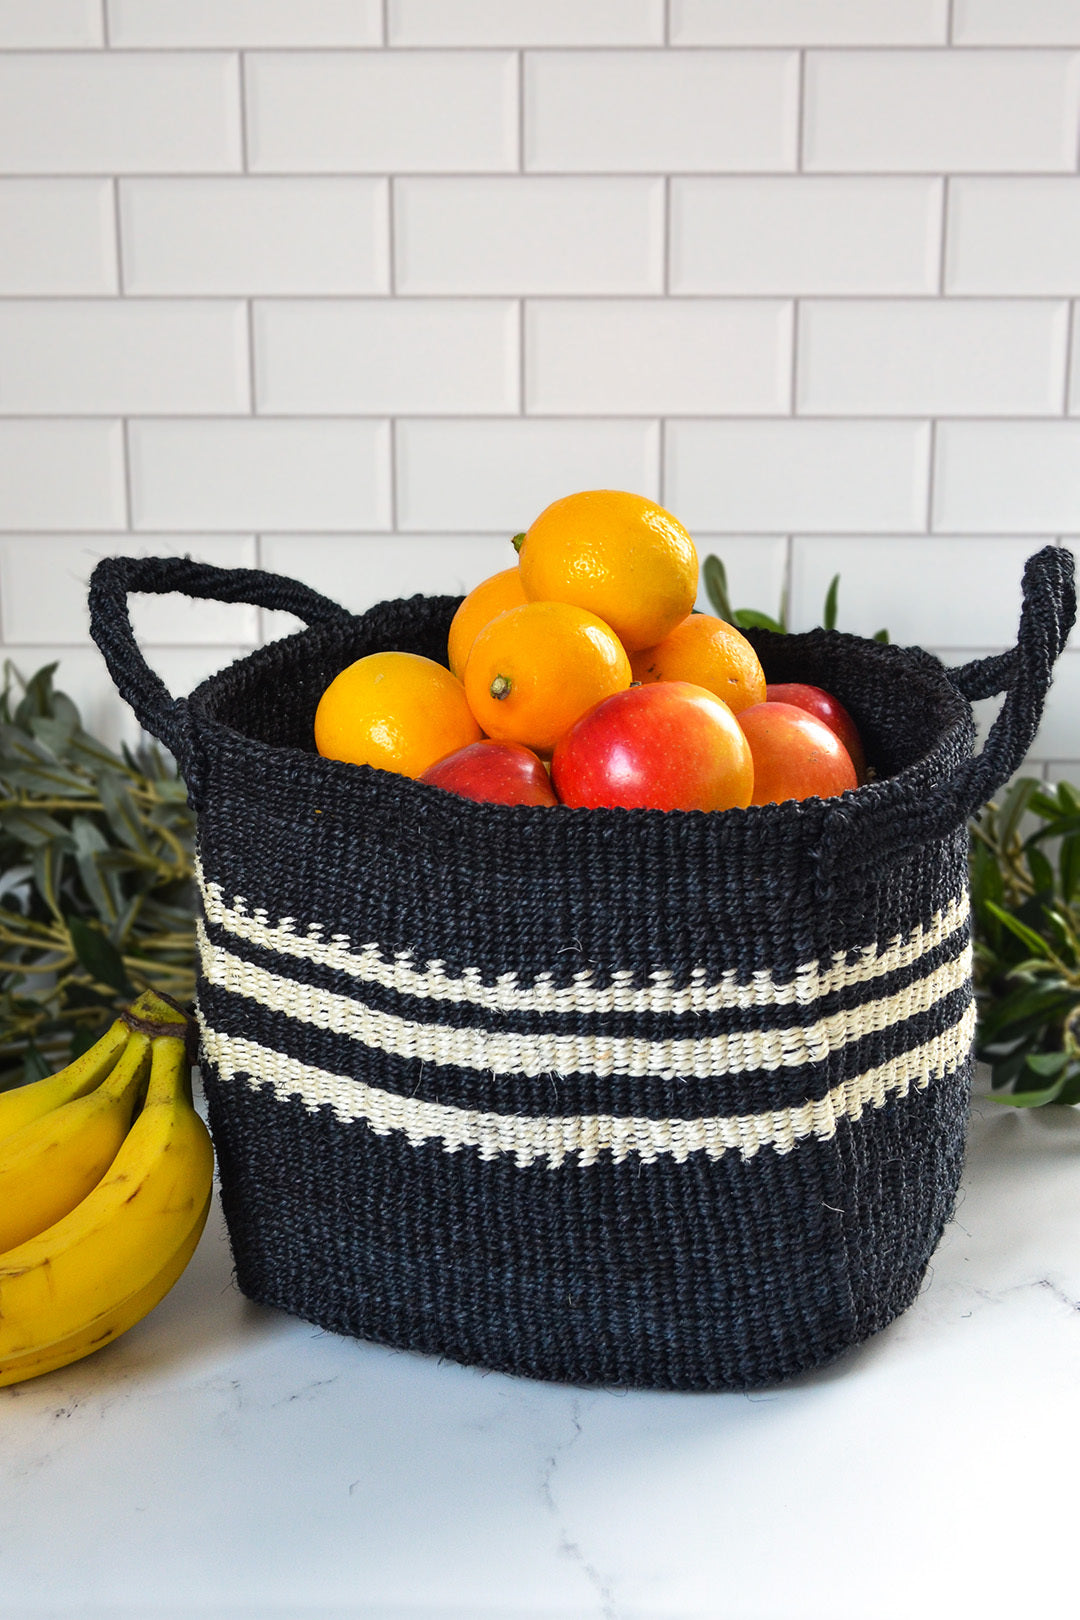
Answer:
xmin=2 ymin=1096 xmax=1079 ymax=1620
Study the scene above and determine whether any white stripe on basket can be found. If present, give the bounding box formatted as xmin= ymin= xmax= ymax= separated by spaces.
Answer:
xmin=197 ymin=999 xmax=976 ymax=1168
xmin=196 ymin=917 xmax=972 ymax=1081
xmin=195 ymin=860 xmax=969 ymax=1017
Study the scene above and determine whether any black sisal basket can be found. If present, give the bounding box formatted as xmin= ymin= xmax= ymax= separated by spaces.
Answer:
xmin=90 ymin=547 xmax=1075 ymax=1391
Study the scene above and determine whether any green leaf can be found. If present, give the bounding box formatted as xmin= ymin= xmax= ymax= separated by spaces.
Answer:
xmin=96 ymin=771 xmax=152 ymax=855
xmin=1061 ymin=832 xmax=1080 ymax=904
xmin=733 ymin=608 xmax=787 ymax=634
xmin=70 ymin=815 xmax=119 ymax=926
xmin=21 ymin=1041 xmax=51 ymax=1084
xmin=50 ymin=690 xmax=83 ymax=733
xmin=996 ymin=776 xmax=1042 ymax=850
xmin=873 ymin=628 xmax=890 ymax=644
xmin=984 ymin=1074 xmax=1072 ymax=1108
xmin=31 ymin=841 xmax=65 ymax=924
xmin=823 ymin=574 xmax=840 ymax=633
xmin=970 ymin=837 xmax=1004 ymax=914
xmin=983 ymin=900 xmax=1055 ymax=959
xmin=12 ymin=663 xmax=61 ymax=728
xmin=152 ymin=777 xmax=190 ymax=805
xmin=1054 ymin=1072 xmax=1080 ymax=1106
xmin=1026 ymin=814 xmax=1080 ymax=846
xmin=1026 ymin=844 xmax=1055 ymax=898
xmin=975 ymin=979 xmax=1074 ymax=1045
xmin=987 ymin=1047 xmax=1030 ymax=1090
xmin=66 ymin=915 xmax=135 ymax=997
xmin=2 ymin=808 xmax=75 ymax=848
xmin=63 ymin=980 xmax=126 ymax=1012
xmin=30 ymin=714 xmax=77 ymax=758
xmin=1023 ymin=1051 xmax=1070 ymax=1077
xmin=702 ymin=554 xmax=734 ymax=622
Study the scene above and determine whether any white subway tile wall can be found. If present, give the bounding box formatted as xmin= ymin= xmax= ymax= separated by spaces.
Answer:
xmin=0 ymin=4 xmax=1074 ymax=772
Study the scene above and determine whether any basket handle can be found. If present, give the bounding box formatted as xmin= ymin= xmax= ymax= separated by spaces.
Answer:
xmin=88 ymin=554 xmax=354 ymax=788
xmin=819 ymin=544 xmax=1075 ymax=877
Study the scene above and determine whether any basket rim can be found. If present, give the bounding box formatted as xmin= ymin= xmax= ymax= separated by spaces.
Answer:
xmin=175 ymin=593 xmax=976 ymax=862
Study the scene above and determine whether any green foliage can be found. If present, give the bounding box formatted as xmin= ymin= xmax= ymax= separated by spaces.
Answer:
xmin=702 ymin=551 xmax=890 ymax=642
xmin=0 ymin=663 xmax=195 ymax=1091
xmin=970 ymin=778 xmax=1080 ymax=1106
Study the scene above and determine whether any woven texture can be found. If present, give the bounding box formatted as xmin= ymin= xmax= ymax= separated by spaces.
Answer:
xmin=90 ymin=547 xmax=1075 ymax=1390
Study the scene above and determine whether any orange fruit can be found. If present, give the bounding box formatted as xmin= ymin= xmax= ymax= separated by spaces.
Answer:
xmin=447 ymin=566 xmax=528 ymax=680
xmin=517 ymin=489 xmax=698 ymax=653
xmin=630 ymin=614 xmax=766 ymax=715
xmin=315 ymin=651 xmax=481 ymax=778
xmin=464 ymin=601 xmax=632 ymax=755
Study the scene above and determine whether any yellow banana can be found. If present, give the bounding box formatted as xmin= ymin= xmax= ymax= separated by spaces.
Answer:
xmin=0 ymin=1187 xmax=210 ymax=1388
xmin=0 ymin=1017 xmax=131 ymax=1145
xmin=0 ymin=1029 xmax=150 ymax=1252
xmin=0 ymin=1025 xmax=214 ymax=1383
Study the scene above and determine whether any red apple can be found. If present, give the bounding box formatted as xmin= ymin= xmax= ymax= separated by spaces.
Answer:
xmin=420 ymin=739 xmax=557 ymax=807
xmin=551 ymin=682 xmax=753 ymax=812
xmin=738 ymin=702 xmax=857 ymax=806
xmin=765 ymin=681 xmax=866 ymax=781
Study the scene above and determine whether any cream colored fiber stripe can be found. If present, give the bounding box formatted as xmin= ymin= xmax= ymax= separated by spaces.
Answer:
xmin=197 ymin=1000 xmax=976 ymax=1169
xmin=196 ymin=917 xmax=972 ymax=1082
xmin=195 ymin=859 xmax=969 ymax=1017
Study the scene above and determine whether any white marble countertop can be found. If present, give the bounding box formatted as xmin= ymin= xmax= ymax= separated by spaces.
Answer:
xmin=3 ymin=1092 xmax=1079 ymax=1620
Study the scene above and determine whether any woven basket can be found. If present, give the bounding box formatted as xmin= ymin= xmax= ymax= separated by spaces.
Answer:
xmin=90 ymin=547 xmax=1075 ymax=1391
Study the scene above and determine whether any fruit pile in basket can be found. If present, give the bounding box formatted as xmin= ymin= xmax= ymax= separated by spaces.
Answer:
xmin=0 ymin=991 xmax=214 ymax=1387
xmin=315 ymin=490 xmax=866 ymax=813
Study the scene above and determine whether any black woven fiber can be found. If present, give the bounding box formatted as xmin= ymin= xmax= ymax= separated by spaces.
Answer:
xmin=90 ymin=546 xmax=1076 ymax=1391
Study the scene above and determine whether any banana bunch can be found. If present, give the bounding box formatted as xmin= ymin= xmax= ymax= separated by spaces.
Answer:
xmin=0 ymin=990 xmax=214 ymax=1388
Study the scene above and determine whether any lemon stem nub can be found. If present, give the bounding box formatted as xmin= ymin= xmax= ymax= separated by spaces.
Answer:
xmin=511 ymin=533 xmax=526 ymax=553
xmin=490 ymin=675 xmax=512 ymax=701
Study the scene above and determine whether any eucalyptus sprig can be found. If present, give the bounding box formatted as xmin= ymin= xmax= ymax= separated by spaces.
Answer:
xmin=970 ymin=777 xmax=1080 ymax=1106
xmin=0 ymin=662 xmax=196 ymax=1091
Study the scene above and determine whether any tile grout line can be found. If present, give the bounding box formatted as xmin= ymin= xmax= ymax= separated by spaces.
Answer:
xmin=120 ymin=417 xmax=133 ymax=531
xmin=518 ymin=299 xmax=526 ymax=414
xmin=100 ymin=0 xmax=110 ymax=47
xmin=789 ymin=299 xmax=800 ymax=415
xmin=517 ymin=49 xmax=525 ymax=172
xmin=254 ymin=533 xmax=266 ymax=644
xmin=237 ymin=52 xmax=250 ymax=172
xmin=925 ymin=418 xmax=938 ymax=534
xmin=938 ymin=175 xmax=950 ymax=295
xmin=246 ymin=300 xmax=257 ymax=413
xmin=0 ymin=293 xmax=1075 ymax=305
xmin=386 ymin=177 xmax=397 ymax=294
xmin=1063 ymin=299 xmax=1076 ymax=416
xmin=111 ymin=176 xmax=125 ymax=293
xmin=795 ymin=48 xmax=805 ymax=172
xmin=22 ymin=43 xmax=1075 ymax=54
xmin=3 ymin=168 xmax=1080 ymax=180
xmin=388 ymin=418 xmax=398 ymax=532
xmin=4 ymin=411 xmax=1080 ymax=423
